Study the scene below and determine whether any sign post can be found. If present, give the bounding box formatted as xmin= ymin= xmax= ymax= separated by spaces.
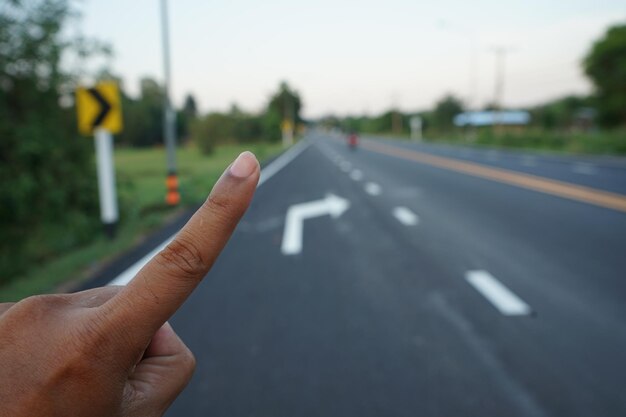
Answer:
xmin=160 ymin=0 xmax=180 ymax=206
xmin=410 ymin=116 xmax=422 ymax=141
xmin=76 ymin=81 xmax=123 ymax=238
xmin=282 ymin=119 xmax=293 ymax=147
xmin=94 ymin=128 xmax=119 ymax=238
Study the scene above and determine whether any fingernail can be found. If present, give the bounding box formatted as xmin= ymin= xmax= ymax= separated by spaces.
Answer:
xmin=229 ymin=151 xmax=258 ymax=178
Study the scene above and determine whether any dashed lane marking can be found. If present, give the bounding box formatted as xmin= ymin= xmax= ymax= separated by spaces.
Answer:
xmin=350 ymin=170 xmax=363 ymax=181
xmin=465 ymin=270 xmax=531 ymax=316
xmin=392 ymin=207 xmax=419 ymax=226
xmin=364 ymin=182 xmax=382 ymax=196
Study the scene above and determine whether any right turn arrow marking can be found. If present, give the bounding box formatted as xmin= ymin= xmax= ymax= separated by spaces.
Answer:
xmin=281 ymin=194 xmax=350 ymax=255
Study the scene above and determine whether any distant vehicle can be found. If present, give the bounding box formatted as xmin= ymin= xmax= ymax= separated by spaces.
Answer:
xmin=347 ymin=132 xmax=359 ymax=150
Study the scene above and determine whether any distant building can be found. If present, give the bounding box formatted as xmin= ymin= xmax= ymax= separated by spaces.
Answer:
xmin=454 ymin=111 xmax=531 ymax=128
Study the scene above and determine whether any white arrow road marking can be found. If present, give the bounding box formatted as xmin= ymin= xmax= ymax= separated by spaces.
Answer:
xmin=281 ymin=194 xmax=350 ymax=255
xmin=364 ymin=182 xmax=382 ymax=196
xmin=393 ymin=207 xmax=419 ymax=226
xmin=465 ymin=270 xmax=531 ymax=316
xmin=350 ymin=170 xmax=363 ymax=181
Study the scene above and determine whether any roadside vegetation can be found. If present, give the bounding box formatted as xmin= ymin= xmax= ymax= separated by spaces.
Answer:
xmin=423 ymin=129 xmax=626 ymax=155
xmin=1 ymin=1 xmax=297 ymax=296
xmin=0 ymin=142 xmax=283 ymax=302
xmin=322 ymin=23 xmax=626 ymax=156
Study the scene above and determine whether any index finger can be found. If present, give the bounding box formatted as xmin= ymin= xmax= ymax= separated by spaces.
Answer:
xmin=102 ymin=151 xmax=260 ymax=343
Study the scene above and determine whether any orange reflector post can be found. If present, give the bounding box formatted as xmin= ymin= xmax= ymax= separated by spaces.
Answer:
xmin=166 ymin=173 xmax=180 ymax=206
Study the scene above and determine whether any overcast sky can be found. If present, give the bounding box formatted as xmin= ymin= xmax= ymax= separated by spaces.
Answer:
xmin=75 ymin=0 xmax=625 ymax=118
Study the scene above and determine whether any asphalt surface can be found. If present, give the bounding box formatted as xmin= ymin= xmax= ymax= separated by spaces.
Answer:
xmin=92 ymin=133 xmax=626 ymax=416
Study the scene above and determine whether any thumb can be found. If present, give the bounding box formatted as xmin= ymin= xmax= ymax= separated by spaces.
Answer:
xmin=123 ymin=322 xmax=196 ymax=416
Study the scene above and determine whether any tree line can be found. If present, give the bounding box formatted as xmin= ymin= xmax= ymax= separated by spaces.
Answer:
xmin=111 ymin=76 xmax=302 ymax=154
xmin=323 ymin=22 xmax=626 ymax=137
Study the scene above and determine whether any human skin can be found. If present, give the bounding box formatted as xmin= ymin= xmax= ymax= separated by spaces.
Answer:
xmin=0 ymin=151 xmax=260 ymax=417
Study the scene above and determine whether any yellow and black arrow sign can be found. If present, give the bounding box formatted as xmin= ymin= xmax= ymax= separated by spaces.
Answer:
xmin=76 ymin=81 xmax=123 ymax=136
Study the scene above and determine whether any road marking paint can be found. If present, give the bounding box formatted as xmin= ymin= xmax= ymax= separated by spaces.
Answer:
xmin=364 ymin=182 xmax=382 ymax=196
xmin=393 ymin=207 xmax=419 ymax=226
xmin=108 ymin=140 xmax=310 ymax=286
xmin=259 ymin=139 xmax=310 ymax=186
xmin=572 ymin=163 xmax=596 ymax=175
xmin=431 ymin=294 xmax=548 ymax=417
xmin=281 ymin=194 xmax=350 ymax=255
xmin=340 ymin=161 xmax=352 ymax=172
xmin=362 ymin=141 xmax=626 ymax=213
xmin=350 ymin=169 xmax=363 ymax=181
xmin=465 ymin=270 xmax=531 ymax=316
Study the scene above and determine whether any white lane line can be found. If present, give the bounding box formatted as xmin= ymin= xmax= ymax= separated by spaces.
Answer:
xmin=350 ymin=169 xmax=363 ymax=181
xmin=572 ymin=163 xmax=596 ymax=175
xmin=108 ymin=141 xmax=310 ymax=286
xmin=392 ymin=207 xmax=419 ymax=226
xmin=340 ymin=161 xmax=352 ymax=172
xmin=465 ymin=270 xmax=531 ymax=316
xmin=364 ymin=182 xmax=382 ymax=196
xmin=259 ymin=139 xmax=310 ymax=186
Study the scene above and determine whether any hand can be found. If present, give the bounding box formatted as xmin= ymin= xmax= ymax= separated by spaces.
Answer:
xmin=0 ymin=151 xmax=260 ymax=417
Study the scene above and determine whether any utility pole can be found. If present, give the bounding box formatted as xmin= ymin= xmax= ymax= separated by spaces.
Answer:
xmin=491 ymin=46 xmax=514 ymax=131
xmin=492 ymin=46 xmax=514 ymax=111
xmin=160 ymin=0 xmax=179 ymax=206
xmin=281 ymin=87 xmax=295 ymax=147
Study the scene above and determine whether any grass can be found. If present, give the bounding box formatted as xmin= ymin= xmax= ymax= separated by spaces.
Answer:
xmin=375 ymin=129 xmax=626 ymax=156
xmin=426 ymin=129 xmax=626 ymax=155
xmin=0 ymin=142 xmax=283 ymax=302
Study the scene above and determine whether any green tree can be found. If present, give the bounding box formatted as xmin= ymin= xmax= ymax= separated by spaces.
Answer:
xmin=177 ymin=93 xmax=198 ymax=141
xmin=583 ymin=23 xmax=626 ymax=127
xmin=183 ymin=94 xmax=198 ymax=119
xmin=433 ymin=94 xmax=464 ymax=131
xmin=117 ymin=77 xmax=164 ymax=147
xmin=0 ymin=0 xmax=102 ymax=282
xmin=264 ymin=81 xmax=302 ymax=140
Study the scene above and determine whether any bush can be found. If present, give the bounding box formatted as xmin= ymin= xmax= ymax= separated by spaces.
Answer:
xmin=0 ymin=1 xmax=102 ymax=285
xmin=467 ymin=129 xmax=626 ymax=155
xmin=190 ymin=112 xmax=270 ymax=155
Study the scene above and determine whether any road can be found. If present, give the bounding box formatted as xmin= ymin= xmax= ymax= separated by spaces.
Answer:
xmin=92 ymin=133 xmax=626 ymax=416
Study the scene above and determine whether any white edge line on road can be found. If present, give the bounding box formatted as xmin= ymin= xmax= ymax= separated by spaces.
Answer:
xmin=465 ymin=270 xmax=531 ymax=316
xmin=108 ymin=140 xmax=311 ymax=286
xmin=392 ymin=206 xmax=419 ymax=226
xmin=258 ymin=139 xmax=310 ymax=186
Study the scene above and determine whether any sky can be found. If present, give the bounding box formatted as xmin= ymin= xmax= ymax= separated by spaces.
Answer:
xmin=74 ymin=0 xmax=625 ymax=118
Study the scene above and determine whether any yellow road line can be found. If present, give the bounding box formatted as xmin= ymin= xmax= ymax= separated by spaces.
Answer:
xmin=362 ymin=141 xmax=626 ymax=213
